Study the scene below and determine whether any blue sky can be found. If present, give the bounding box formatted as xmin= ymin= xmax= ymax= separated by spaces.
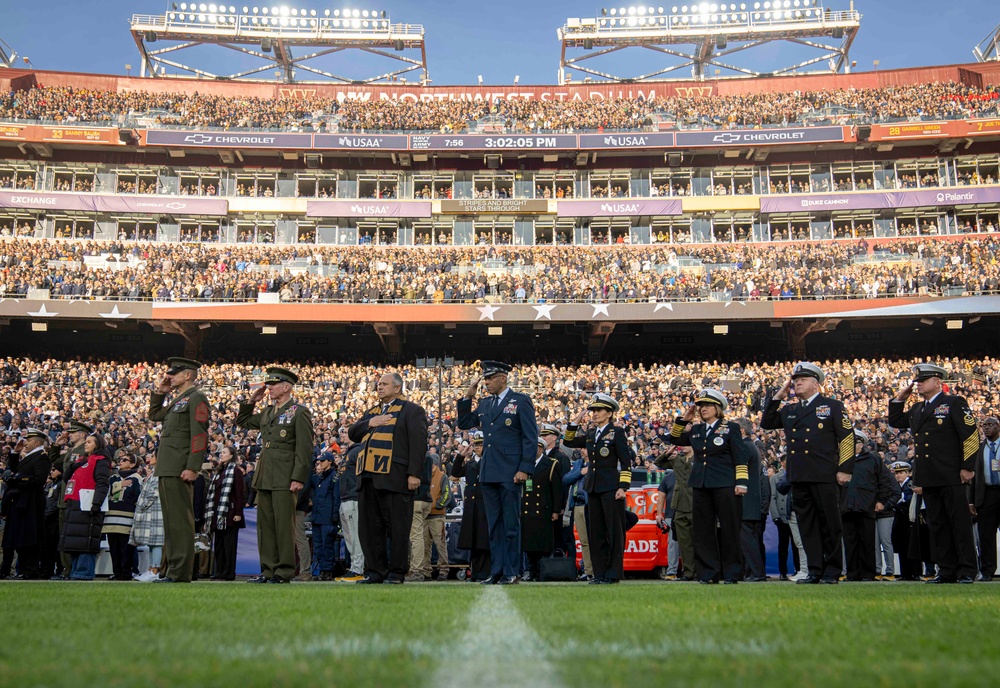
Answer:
xmin=1 ymin=1 xmax=995 ymax=85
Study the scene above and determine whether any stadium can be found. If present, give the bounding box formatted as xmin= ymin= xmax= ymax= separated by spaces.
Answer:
xmin=2 ymin=2 xmax=1000 ymax=687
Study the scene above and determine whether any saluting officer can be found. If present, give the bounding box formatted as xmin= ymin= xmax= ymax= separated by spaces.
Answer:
xmin=457 ymin=361 xmax=538 ymax=585
xmin=761 ymin=362 xmax=854 ymax=584
xmin=148 ymin=357 xmax=211 ymax=583
xmin=47 ymin=420 xmax=93 ymax=579
xmin=888 ymin=362 xmax=979 ymax=584
xmin=564 ymin=393 xmax=632 ymax=585
xmin=668 ymin=389 xmax=750 ymax=584
xmin=238 ymin=367 xmax=314 ymax=584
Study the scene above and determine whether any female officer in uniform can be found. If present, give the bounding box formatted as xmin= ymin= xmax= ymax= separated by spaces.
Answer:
xmin=668 ymin=389 xmax=750 ymax=584
xmin=564 ymin=393 xmax=632 ymax=585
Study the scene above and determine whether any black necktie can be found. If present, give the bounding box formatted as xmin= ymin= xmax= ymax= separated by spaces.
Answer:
xmin=381 ymin=404 xmax=389 ymax=415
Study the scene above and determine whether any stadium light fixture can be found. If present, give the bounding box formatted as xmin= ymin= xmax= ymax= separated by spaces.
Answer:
xmin=946 ymin=320 xmax=963 ymax=330
xmin=713 ymin=324 xmax=729 ymax=335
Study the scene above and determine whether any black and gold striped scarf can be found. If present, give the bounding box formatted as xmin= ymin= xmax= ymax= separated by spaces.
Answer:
xmin=358 ymin=400 xmax=404 ymax=475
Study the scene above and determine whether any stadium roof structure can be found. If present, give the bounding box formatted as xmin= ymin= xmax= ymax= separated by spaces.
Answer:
xmin=974 ymin=22 xmax=1000 ymax=63
xmin=0 ymin=37 xmax=18 ymax=69
xmin=557 ymin=2 xmax=861 ymax=83
xmin=129 ymin=4 xmax=428 ymax=84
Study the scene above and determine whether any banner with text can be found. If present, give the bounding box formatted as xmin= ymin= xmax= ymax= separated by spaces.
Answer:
xmin=409 ymin=134 xmax=578 ymax=151
xmin=759 ymin=186 xmax=1000 ymax=213
xmin=557 ymin=199 xmax=682 ymax=216
xmin=439 ymin=199 xmax=551 ymax=214
xmin=0 ymin=191 xmax=228 ymax=215
xmin=578 ymin=132 xmax=676 ymax=150
xmin=313 ymin=133 xmax=409 ymax=150
xmin=306 ymin=200 xmax=433 ymax=218
xmin=676 ymin=126 xmax=847 ymax=147
xmin=144 ymin=130 xmax=313 ymax=149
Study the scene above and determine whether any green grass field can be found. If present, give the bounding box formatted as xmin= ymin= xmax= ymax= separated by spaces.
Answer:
xmin=0 ymin=581 xmax=997 ymax=688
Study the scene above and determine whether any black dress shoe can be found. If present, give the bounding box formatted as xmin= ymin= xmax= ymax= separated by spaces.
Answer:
xmin=722 ymin=579 xmax=739 ymax=585
xmin=588 ymin=577 xmax=604 ymax=585
xmin=956 ymin=576 xmax=975 ymax=584
xmin=698 ymin=579 xmax=719 ymax=584
xmin=819 ymin=576 xmax=839 ymax=584
xmin=11 ymin=574 xmax=28 ymax=580
xmin=520 ymin=572 xmax=534 ymax=582
xmin=577 ymin=574 xmax=593 ymax=582
xmin=480 ymin=575 xmax=499 ymax=585
xmin=246 ymin=575 xmax=269 ymax=584
xmin=796 ymin=575 xmax=821 ymax=584
xmin=50 ymin=575 xmax=67 ymax=581
xmin=497 ymin=576 xmax=518 ymax=585
xmin=600 ymin=578 xmax=620 ymax=584
xmin=859 ymin=578 xmax=875 ymax=582
xmin=778 ymin=574 xmax=789 ymax=581
xmin=979 ymin=574 xmax=994 ymax=582
xmin=267 ymin=576 xmax=289 ymax=584
xmin=745 ymin=576 xmax=767 ymax=583
xmin=153 ymin=577 xmax=177 ymax=583
xmin=384 ymin=578 xmax=404 ymax=585
xmin=925 ymin=576 xmax=955 ymax=584
xmin=356 ymin=576 xmax=383 ymax=584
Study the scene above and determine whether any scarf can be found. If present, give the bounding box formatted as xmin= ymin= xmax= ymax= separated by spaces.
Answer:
xmin=205 ymin=462 xmax=236 ymax=531
xmin=358 ymin=400 xmax=404 ymax=475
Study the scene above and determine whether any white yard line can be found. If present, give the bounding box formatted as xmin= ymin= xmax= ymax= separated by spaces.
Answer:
xmin=431 ymin=586 xmax=564 ymax=688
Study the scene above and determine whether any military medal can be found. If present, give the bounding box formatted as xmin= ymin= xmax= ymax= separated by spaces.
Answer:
xmin=505 ymin=418 xmax=512 ymax=426
xmin=600 ymin=447 xmax=610 ymax=457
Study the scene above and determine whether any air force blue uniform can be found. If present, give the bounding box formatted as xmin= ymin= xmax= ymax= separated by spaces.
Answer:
xmin=457 ymin=389 xmax=538 ymax=578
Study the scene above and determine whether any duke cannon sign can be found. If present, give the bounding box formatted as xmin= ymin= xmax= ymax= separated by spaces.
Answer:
xmin=759 ymin=186 xmax=1000 ymax=213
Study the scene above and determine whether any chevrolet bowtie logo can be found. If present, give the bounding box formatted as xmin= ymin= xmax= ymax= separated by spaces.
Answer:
xmin=164 ymin=202 xmax=187 ymax=210
xmin=712 ymin=133 xmax=742 ymax=144
xmin=183 ymin=134 xmax=214 ymax=144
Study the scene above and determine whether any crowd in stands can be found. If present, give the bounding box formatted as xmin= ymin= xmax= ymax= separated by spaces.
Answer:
xmin=0 ymin=236 xmax=998 ymax=302
xmin=2 ymin=82 xmax=998 ymax=132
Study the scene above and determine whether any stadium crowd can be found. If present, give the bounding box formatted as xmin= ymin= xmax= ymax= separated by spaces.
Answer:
xmin=1 ymin=236 xmax=998 ymax=302
xmin=2 ymin=81 xmax=998 ymax=132
xmin=0 ymin=353 xmax=998 ymax=582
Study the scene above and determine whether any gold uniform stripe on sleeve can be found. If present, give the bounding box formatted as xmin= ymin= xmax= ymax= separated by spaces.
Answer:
xmin=619 ymin=471 xmax=632 ymax=482
xmin=964 ymin=434 xmax=981 ymax=460
xmin=735 ymin=467 xmax=749 ymax=479
xmin=565 ymin=430 xmax=577 ymax=441
xmin=670 ymin=422 xmax=685 ymax=438
xmin=842 ymin=416 xmax=852 ymax=430
xmin=839 ymin=437 xmax=854 ymax=465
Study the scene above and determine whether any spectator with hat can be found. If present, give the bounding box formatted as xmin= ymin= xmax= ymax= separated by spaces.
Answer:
xmin=59 ymin=433 xmax=111 ymax=581
xmin=840 ymin=429 xmax=896 ymax=581
xmin=520 ymin=437 xmax=564 ymax=581
xmin=308 ymin=452 xmax=339 ymax=581
xmin=148 ymin=357 xmax=211 ymax=584
xmin=540 ymin=423 xmax=573 ymax=556
xmin=335 ymin=430 xmax=365 ymax=582
xmin=205 ymin=445 xmax=245 ymax=581
xmin=668 ymin=389 xmax=750 ymax=584
xmin=102 ymin=453 xmax=142 ymax=581
xmin=971 ymin=416 xmax=1000 ymax=581
xmin=565 ymin=393 xmax=632 ymax=584
xmin=48 ymin=420 xmax=92 ymax=579
xmin=889 ymin=363 xmax=979 ymax=584
xmin=889 ymin=460 xmax=920 ymax=581
xmin=563 ymin=449 xmax=594 ymax=581
xmin=238 ymin=366 xmax=313 ymax=584
xmin=458 ymin=360 xmax=538 ymax=585
xmin=0 ymin=429 xmax=50 ymax=579
xmin=349 ymin=371 xmax=428 ymax=584
xmin=452 ymin=431 xmax=491 ymax=582
xmin=762 ymin=362 xmax=855 ymax=584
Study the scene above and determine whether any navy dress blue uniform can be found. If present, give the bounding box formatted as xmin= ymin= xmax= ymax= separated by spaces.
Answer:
xmin=564 ymin=395 xmax=632 ymax=583
xmin=456 ymin=362 xmax=538 ymax=580
xmin=452 ymin=437 xmax=491 ymax=581
xmin=761 ymin=365 xmax=855 ymax=582
xmin=668 ymin=415 xmax=750 ymax=583
xmin=888 ymin=367 xmax=979 ymax=582
xmin=521 ymin=443 xmax=564 ymax=579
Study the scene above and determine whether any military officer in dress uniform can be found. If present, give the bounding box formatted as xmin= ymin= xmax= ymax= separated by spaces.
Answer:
xmin=564 ymin=393 xmax=632 ymax=584
xmin=540 ymin=423 xmax=573 ymax=555
xmin=148 ymin=357 xmax=211 ymax=583
xmin=761 ymin=362 xmax=854 ymax=584
xmin=889 ymin=461 xmax=920 ymax=581
xmin=521 ymin=437 xmax=564 ymax=581
xmin=47 ymin=420 xmax=92 ymax=579
xmin=238 ymin=367 xmax=314 ymax=584
xmin=668 ymin=389 xmax=750 ymax=584
xmin=457 ymin=361 xmax=538 ymax=585
xmin=888 ymin=362 xmax=979 ymax=584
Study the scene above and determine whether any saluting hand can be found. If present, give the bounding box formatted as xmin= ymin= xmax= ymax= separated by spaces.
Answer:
xmin=465 ymin=376 xmax=483 ymax=400
xmin=681 ymin=405 xmax=697 ymax=423
xmin=895 ymin=382 xmax=914 ymax=402
xmin=156 ymin=375 xmax=172 ymax=395
xmin=572 ymin=408 xmax=587 ymax=425
xmin=55 ymin=431 xmax=69 ymax=447
xmin=248 ymin=385 xmax=267 ymax=404
xmin=774 ymin=378 xmax=794 ymax=401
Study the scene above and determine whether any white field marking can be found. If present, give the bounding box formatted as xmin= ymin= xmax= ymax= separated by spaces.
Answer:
xmin=431 ymin=586 xmax=563 ymax=688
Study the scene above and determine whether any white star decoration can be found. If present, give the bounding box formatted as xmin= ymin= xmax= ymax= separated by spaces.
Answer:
xmin=654 ymin=302 xmax=673 ymax=312
xmin=26 ymin=304 xmax=58 ymax=317
xmin=591 ymin=303 xmax=610 ymax=318
xmin=477 ymin=304 xmax=501 ymax=321
xmin=533 ymin=304 xmax=556 ymax=321
xmin=99 ymin=305 xmax=132 ymax=319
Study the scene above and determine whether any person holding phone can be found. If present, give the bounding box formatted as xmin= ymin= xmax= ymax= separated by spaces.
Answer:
xmin=761 ymin=362 xmax=854 ymax=585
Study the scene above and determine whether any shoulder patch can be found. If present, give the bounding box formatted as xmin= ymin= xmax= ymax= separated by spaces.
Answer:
xmin=195 ymin=402 xmax=210 ymax=423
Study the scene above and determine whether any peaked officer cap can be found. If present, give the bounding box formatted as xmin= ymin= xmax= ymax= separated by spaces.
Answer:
xmin=587 ymin=393 xmax=620 ymax=413
xmin=912 ymin=363 xmax=947 ymax=382
xmin=695 ymin=388 xmax=728 ymax=412
xmin=264 ymin=367 xmax=299 ymax=385
xmin=481 ymin=360 xmax=512 ymax=377
xmin=166 ymin=357 xmax=202 ymax=374
xmin=791 ymin=361 xmax=825 ymax=384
